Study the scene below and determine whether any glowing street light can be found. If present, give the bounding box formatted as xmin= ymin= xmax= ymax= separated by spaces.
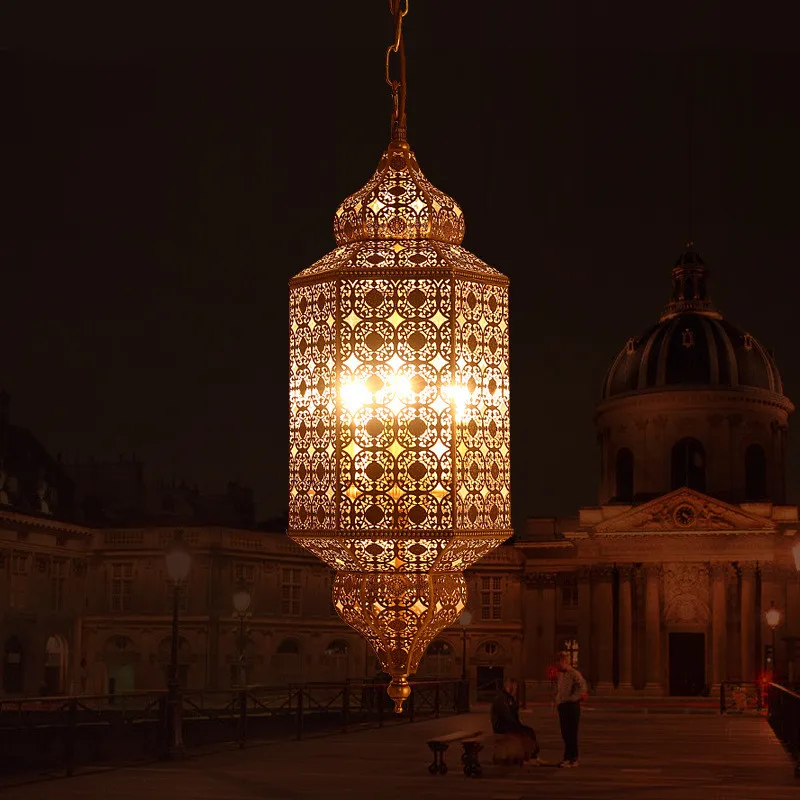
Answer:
xmin=287 ymin=2 xmax=511 ymax=713
xmin=765 ymin=601 xmax=782 ymax=682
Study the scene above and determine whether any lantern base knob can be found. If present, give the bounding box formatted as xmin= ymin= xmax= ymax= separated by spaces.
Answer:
xmin=387 ymin=676 xmax=411 ymax=714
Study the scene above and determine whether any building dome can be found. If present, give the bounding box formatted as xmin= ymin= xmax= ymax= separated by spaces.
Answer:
xmin=601 ymin=245 xmax=784 ymax=400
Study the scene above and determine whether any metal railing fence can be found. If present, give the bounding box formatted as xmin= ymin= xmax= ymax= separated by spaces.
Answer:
xmin=0 ymin=679 xmax=468 ymax=780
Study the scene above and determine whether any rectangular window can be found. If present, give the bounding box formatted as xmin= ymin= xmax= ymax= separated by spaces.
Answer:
xmin=10 ymin=586 xmax=26 ymax=608
xmin=480 ymin=575 xmax=502 ymax=620
xmin=10 ymin=552 xmax=29 ymax=608
xmin=281 ymin=568 xmax=302 ymax=616
xmin=110 ymin=562 xmax=134 ymax=612
xmin=562 ymin=638 xmax=579 ymax=668
xmin=561 ymin=577 xmax=578 ymax=608
xmin=51 ymin=559 xmax=67 ymax=611
xmin=11 ymin=552 xmax=28 ymax=576
xmin=234 ymin=563 xmax=256 ymax=584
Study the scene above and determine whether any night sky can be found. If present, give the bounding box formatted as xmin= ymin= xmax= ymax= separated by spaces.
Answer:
xmin=8 ymin=2 xmax=800 ymax=526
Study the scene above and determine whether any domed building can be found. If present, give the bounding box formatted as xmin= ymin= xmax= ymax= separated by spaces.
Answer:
xmin=597 ymin=244 xmax=791 ymax=507
xmin=517 ymin=245 xmax=800 ymax=700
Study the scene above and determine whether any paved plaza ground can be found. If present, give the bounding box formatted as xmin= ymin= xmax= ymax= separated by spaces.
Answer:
xmin=2 ymin=705 xmax=796 ymax=799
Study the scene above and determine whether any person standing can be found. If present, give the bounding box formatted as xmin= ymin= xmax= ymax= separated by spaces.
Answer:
xmin=554 ymin=651 xmax=588 ymax=768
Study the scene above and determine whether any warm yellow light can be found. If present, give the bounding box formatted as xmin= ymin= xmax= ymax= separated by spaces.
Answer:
xmin=765 ymin=604 xmax=782 ymax=630
xmin=445 ymin=384 xmax=470 ymax=423
xmin=793 ymin=541 xmax=800 ymax=573
xmin=388 ymin=374 xmax=412 ymax=402
xmin=341 ymin=380 xmax=371 ymax=413
xmin=164 ymin=536 xmax=192 ymax=584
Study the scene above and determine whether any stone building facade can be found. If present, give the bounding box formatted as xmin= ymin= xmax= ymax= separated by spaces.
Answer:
xmin=519 ymin=245 xmax=800 ymax=697
xmin=0 ymin=514 xmax=524 ymax=699
xmin=3 ymin=244 xmax=800 ymax=700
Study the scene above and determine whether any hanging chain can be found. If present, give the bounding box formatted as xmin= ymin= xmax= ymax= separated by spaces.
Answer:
xmin=385 ymin=0 xmax=409 ymax=141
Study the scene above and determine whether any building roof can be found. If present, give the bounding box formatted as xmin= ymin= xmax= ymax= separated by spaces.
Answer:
xmin=601 ymin=244 xmax=785 ymax=401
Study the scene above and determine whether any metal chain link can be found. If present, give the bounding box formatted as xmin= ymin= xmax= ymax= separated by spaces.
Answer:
xmin=385 ymin=0 xmax=409 ymax=139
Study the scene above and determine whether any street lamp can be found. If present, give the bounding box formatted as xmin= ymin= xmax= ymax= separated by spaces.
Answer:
xmin=163 ymin=533 xmax=191 ymax=759
xmin=287 ymin=0 xmax=512 ymax=715
xmin=232 ymin=581 xmax=252 ymax=688
xmin=457 ymin=610 xmax=472 ymax=713
xmin=766 ymin=600 xmax=782 ymax=682
xmin=457 ymin=610 xmax=472 ymax=682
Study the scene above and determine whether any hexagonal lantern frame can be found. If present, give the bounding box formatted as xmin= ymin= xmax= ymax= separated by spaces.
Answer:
xmin=288 ymin=138 xmax=511 ymax=712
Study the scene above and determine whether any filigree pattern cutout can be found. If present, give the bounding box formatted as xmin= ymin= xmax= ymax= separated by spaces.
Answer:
xmin=288 ymin=282 xmax=337 ymax=531
xmin=333 ymin=571 xmax=467 ymax=676
xmin=334 ymin=146 xmax=465 ymax=246
xmin=455 ymin=281 xmax=510 ymax=531
xmin=340 ymin=277 xmax=453 ymax=533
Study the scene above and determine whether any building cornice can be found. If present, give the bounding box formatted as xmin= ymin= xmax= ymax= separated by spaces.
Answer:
xmin=594 ymin=386 xmax=794 ymax=419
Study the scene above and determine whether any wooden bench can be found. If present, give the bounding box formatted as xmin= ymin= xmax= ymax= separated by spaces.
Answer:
xmin=426 ymin=730 xmax=482 ymax=775
xmin=460 ymin=730 xmax=541 ymax=777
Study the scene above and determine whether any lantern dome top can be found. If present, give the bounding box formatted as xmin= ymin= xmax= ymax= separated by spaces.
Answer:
xmin=333 ymin=140 xmax=465 ymax=246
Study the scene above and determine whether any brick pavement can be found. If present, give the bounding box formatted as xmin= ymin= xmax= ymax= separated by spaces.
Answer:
xmin=1 ymin=705 xmax=795 ymax=799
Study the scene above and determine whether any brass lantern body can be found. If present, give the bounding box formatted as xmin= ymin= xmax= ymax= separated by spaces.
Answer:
xmin=288 ymin=139 xmax=511 ymax=711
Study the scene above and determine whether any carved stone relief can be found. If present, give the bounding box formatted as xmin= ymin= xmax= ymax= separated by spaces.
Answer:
xmin=662 ymin=563 xmax=710 ymax=626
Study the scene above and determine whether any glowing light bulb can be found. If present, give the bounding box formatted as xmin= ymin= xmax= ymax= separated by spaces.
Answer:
xmin=341 ymin=381 xmax=370 ymax=413
xmin=445 ymin=384 xmax=470 ymax=422
xmin=390 ymin=374 xmax=412 ymax=400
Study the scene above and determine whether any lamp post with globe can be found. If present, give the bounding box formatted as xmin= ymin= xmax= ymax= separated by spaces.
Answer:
xmin=232 ymin=581 xmax=252 ymax=747
xmin=232 ymin=581 xmax=252 ymax=688
xmin=457 ymin=610 xmax=472 ymax=710
xmin=163 ymin=533 xmax=192 ymax=759
xmin=765 ymin=601 xmax=782 ymax=682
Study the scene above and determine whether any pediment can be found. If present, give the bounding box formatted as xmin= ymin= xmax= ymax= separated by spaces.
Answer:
xmin=592 ymin=488 xmax=777 ymax=535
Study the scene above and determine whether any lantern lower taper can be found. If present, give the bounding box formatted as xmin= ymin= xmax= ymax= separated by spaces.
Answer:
xmin=332 ymin=570 xmax=467 ymax=713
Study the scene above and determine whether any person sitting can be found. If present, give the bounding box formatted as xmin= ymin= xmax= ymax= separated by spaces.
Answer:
xmin=490 ymin=678 xmax=540 ymax=764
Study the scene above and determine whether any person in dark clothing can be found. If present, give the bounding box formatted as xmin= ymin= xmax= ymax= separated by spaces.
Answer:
xmin=553 ymin=651 xmax=588 ymax=768
xmin=490 ymin=678 xmax=539 ymax=763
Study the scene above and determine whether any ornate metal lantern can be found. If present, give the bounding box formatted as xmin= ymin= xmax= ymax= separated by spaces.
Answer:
xmin=288 ymin=1 xmax=511 ymax=712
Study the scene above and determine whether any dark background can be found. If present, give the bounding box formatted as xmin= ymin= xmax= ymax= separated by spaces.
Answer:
xmin=5 ymin=1 xmax=800 ymax=526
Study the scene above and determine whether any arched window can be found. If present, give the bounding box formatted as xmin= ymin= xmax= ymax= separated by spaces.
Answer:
xmin=44 ymin=635 xmax=67 ymax=695
xmin=745 ymin=444 xmax=768 ymax=501
xmin=418 ymin=639 xmax=455 ymax=679
xmin=477 ymin=640 xmax=502 ymax=660
xmin=671 ymin=438 xmax=706 ymax=492
xmin=427 ymin=640 xmax=452 ymax=657
xmin=323 ymin=639 xmax=349 ymax=682
xmin=615 ymin=448 xmax=634 ymax=502
xmin=324 ymin=639 xmax=348 ymax=657
xmin=3 ymin=636 xmax=23 ymax=694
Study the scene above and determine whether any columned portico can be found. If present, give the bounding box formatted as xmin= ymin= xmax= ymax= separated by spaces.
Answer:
xmin=644 ymin=563 xmax=662 ymax=694
xmin=591 ymin=566 xmax=614 ymax=692
xmin=740 ymin=562 xmax=757 ymax=682
xmin=617 ymin=564 xmax=634 ymax=692
xmin=710 ymin=563 xmax=728 ymax=690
